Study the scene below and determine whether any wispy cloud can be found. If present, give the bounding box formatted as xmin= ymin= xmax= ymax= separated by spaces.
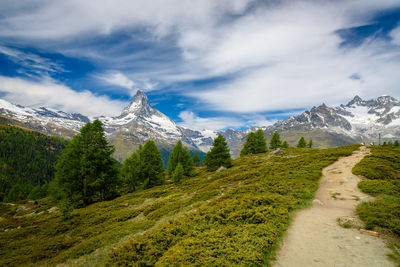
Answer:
xmin=95 ymin=70 xmax=157 ymax=96
xmin=0 ymin=45 xmax=65 ymax=77
xmin=0 ymin=76 xmax=127 ymax=117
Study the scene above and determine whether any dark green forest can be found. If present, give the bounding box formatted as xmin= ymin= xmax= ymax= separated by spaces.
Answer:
xmin=0 ymin=123 xmax=67 ymax=202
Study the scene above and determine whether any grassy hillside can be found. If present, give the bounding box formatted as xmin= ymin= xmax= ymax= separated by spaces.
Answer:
xmin=0 ymin=145 xmax=359 ymax=266
xmin=352 ymin=146 xmax=400 ymax=263
xmin=0 ymin=122 xmax=67 ymax=202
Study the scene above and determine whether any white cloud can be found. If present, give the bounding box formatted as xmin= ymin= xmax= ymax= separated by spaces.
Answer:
xmin=390 ymin=25 xmax=400 ymax=45
xmin=96 ymin=70 xmax=157 ymax=96
xmin=1 ymin=0 xmax=400 ymax=123
xmin=0 ymin=76 xmax=127 ymax=117
xmin=182 ymin=1 xmax=400 ymax=112
xmin=97 ymin=70 xmax=136 ymax=90
xmin=178 ymin=111 xmax=275 ymax=131
xmin=0 ymin=0 xmax=253 ymax=40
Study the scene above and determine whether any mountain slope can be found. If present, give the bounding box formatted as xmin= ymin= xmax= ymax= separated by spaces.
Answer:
xmin=0 ymin=145 xmax=359 ymax=266
xmin=0 ymin=92 xmax=212 ymax=162
xmin=0 ymin=122 xmax=67 ymax=201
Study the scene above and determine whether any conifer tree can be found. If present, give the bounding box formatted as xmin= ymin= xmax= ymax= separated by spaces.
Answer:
xmin=172 ymin=163 xmax=184 ymax=184
xmin=297 ymin=136 xmax=307 ymax=148
xmin=282 ymin=140 xmax=289 ymax=148
xmin=140 ymin=140 xmax=164 ymax=188
xmin=167 ymin=140 xmax=194 ymax=176
xmin=120 ymin=147 xmax=142 ymax=192
xmin=269 ymin=131 xmax=282 ymax=150
xmin=192 ymin=154 xmax=201 ymax=166
xmin=240 ymin=129 xmax=267 ymax=156
xmin=204 ymin=134 xmax=232 ymax=171
xmin=395 ymin=140 xmax=399 ymax=147
xmin=308 ymin=139 xmax=313 ymax=148
xmin=54 ymin=120 xmax=119 ymax=208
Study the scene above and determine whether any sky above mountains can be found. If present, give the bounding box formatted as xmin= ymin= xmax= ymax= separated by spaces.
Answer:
xmin=0 ymin=0 xmax=400 ymax=131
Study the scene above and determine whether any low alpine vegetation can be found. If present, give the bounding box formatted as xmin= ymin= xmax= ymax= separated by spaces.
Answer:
xmin=353 ymin=146 xmax=400 ymax=263
xmin=0 ymin=145 xmax=359 ymax=266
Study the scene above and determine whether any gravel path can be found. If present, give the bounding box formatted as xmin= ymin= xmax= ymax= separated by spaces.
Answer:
xmin=273 ymin=147 xmax=395 ymax=267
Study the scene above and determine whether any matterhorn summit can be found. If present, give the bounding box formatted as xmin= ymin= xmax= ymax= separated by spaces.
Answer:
xmin=120 ymin=90 xmax=154 ymax=117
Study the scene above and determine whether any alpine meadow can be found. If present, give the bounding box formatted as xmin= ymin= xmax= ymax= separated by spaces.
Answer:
xmin=1 ymin=1 xmax=400 ymax=266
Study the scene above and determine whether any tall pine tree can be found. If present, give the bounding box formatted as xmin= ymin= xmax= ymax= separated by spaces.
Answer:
xmin=269 ymin=131 xmax=282 ymax=150
xmin=241 ymin=129 xmax=267 ymax=156
xmin=54 ymin=120 xmax=119 ymax=208
xmin=204 ymin=134 xmax=232 ymax=171
xmin=167 ymin=140 xmax=194 ymax=177
xmin=140 ymin=140 xmax=164 ymax=189
xmin=297 ymin=136 xmax=307 ymax=148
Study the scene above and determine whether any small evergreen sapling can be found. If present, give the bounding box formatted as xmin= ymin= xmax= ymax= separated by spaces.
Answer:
xmin=172 ymin=163 xmax=184 ymax=184
xmin=269 ymin=131 xmax=282 ymax=150
xmin=308 ymin=139 xmax=313 ymax=148
xmin=297 ymin=136 xmax=307 ymax=148
xmin=281 ymin=140 xmax=289 ymax=148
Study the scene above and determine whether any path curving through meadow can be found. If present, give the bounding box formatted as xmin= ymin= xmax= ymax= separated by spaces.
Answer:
xmin=273 ymin=146 xmax=395 ymax=267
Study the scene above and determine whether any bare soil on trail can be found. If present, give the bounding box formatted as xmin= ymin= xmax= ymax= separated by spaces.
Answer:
xmin=273 ymin=147 xmax=395 ymax=267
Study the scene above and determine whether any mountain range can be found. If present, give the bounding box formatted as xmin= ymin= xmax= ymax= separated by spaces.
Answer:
xmin=0 ymin=91 xmax=399 ymax=160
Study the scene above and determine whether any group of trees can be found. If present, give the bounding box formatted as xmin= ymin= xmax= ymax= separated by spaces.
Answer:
xmin=240 ymin=130 xmax=298 ymax=156
xmin=54 ymin=120 xmax=212 ymax=213
xmin=240 ymin=129 xmax=267 ymax=156
xmin=382 ymin=140 xmax=400 ymax=147
xmin=120 ymin=141 xmax=164 ymax=192
xmin=0 ymin=123 xmax=66 ymax=202
xmin=53 ymin=120 xmax=120 ymax=209
xmin=296 ymin=136 xmax=313 ymax=148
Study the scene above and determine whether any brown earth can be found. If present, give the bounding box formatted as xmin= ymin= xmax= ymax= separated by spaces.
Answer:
xmin=273 ymin=146 xmax=395 ymax=267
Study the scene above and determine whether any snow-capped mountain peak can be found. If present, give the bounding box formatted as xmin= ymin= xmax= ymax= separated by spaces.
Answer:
xmin=120 ymin=90 xmax=154 ymax=117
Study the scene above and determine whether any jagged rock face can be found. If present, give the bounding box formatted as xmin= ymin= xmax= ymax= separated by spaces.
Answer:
xmin=100 ymin=90 xmax=183 ymax=146
xmin=268 ymin=95 xmax=400 ymax=144
xmin=0 ymin=99 xmax=88 ymax=138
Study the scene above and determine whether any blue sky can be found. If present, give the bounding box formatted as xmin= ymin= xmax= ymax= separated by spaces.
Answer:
xmin=0 ymin=0 xmax=400 ymax=131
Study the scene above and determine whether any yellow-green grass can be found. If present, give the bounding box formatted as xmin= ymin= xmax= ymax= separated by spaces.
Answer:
xmin=353 ymin=146 xmax=400 ymax=264
xmin=0 ymin=145 xmax=359 ymax=266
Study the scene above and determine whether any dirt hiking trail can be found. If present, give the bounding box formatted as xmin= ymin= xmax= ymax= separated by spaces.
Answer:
xmin=273 ymin=146 xmax=395 ymax=267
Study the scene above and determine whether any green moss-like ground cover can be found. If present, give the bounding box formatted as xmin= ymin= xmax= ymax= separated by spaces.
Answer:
xmin=0 ymin=145 xmax=358 ymax=266
xmin=353 ymin=146 xmax=400 ymax=263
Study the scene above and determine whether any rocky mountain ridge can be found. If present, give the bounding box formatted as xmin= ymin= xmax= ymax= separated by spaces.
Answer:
xmin=0 ymin=92 xmax=399 ymax=160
